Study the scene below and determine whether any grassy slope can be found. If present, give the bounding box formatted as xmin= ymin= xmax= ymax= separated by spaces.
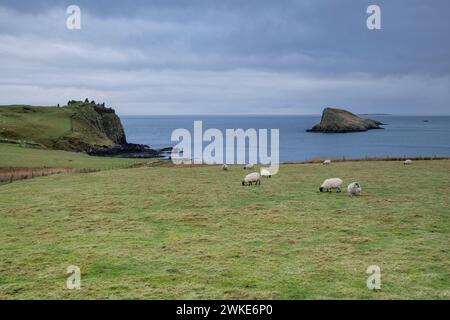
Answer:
xmin=0 ymin=160 xmax=448 ymax=299
xmin=0 ymin=105 xmax=72 ymax=146
xmin=0 ymin=105 xmax=114 ymax=149
xmin=0 ymin=143 xmax=142 ymax=170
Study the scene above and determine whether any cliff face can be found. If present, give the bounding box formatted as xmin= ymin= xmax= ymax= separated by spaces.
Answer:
xmin=89 ymin=105 xmax=127 ymax=145
xmin=58 ymin=101 xmax=128 ymax=151
xmin=307 ymin=107 xmax=384 ymax=133
xmin=73 ymin=104 xmax=127 ymax=145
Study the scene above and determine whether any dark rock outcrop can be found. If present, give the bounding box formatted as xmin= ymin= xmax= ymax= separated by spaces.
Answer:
xmin=87 ymin=143 xmax=172 ymax=158
xmin=307 ymin=107 xmax=384 ymax=133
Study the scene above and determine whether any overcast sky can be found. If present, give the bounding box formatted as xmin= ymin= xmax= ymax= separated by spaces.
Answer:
xmin=0 ymin=0 xmax=449 ymax=115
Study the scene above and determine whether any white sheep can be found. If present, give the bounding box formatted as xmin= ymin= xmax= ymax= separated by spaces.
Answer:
xmin=260 ymin=168 xmax=272 ymax=178
xmin=320 ymin=178 xmax=343 ymax=193
xmin=242 ymin=172 xmax=261 ymax=186
xmin=323 ymin=159 xmax=331 ymax=165
xmin=347 ymin=182 xmax=362 ymax=196
xmin=404 ymin=159 xmax=412 ymax=165
xmin=243 ymin=163 xmax=254 ymax=170
xmin=222 ymin=164 xmax=229 ymax=171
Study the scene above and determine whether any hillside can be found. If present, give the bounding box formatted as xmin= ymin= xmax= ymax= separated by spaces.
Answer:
xmin=0 ymin=100 xmax=127 ymax=151
xmin=307 ymin=107 xmax=384 ymax=133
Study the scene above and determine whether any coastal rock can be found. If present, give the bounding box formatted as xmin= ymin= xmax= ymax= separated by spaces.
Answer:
xmin=307 ymin=107 xmax=384 ymax=133
xmin=87 ymin=143 xmax=172 ymax=158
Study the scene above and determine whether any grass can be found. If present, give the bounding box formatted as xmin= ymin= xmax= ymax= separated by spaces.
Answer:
xmin=0 ymin=159 xmax=448 ymax=299
xmin=0 ymin=143 xmax=145 ymax=170
xmin=0 ymin=105 xmax=72 ymax=147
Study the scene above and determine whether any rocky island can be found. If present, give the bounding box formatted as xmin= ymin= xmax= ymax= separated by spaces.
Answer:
xmin=307 ymin=107 xmax=384 ymax=133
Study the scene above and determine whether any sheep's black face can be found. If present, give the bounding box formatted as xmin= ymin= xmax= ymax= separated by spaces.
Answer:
xmin=319 ymin=187 xmax=324 ymax=192
xmin=242 ymin=181 xmax=245 ymax=186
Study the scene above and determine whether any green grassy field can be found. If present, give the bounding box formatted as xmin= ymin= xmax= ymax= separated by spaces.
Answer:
xmin=0 ymin=143 xmax=144 ymax=170
xmin=0 ymin=105 xmax=72 ymax=147
xmin=0 ymin=158 xmax=448 ymax=299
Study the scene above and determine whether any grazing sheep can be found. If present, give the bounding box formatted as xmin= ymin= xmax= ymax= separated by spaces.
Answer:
xmin=242 ymin=172 xmax=261 ymax=186
xmin=222 ymin=164 xmax=229 ymax=171
xmin=347 ymin=182 xmax=362 ymax=196
xmin=260 ymin=168 xmax=272 ymax=178
xmin=320 ymin=178 xmax=343 ymax=193
xmin=243 ymin=164 xmax=254 ymax=170
xmin=404 ymin=159 xmax=412 ymax=165
xmin=323 ymin=159 xmax=331 ymax=165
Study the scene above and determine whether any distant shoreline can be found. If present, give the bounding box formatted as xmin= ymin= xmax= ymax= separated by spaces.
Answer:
xmin=140 ymin=156 xmax=450 ymax=166
xmin=118 ymin=114 xmax=450 ymax=117
xmin=283 ymin=155 xmax=450 ymax=164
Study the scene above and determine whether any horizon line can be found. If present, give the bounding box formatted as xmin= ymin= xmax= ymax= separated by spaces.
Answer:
xmin=118 ymin=113 xmax=450 ymax=117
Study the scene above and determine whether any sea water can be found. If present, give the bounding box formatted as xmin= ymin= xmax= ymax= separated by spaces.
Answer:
xmin=121 ymin=115 xmax=450 ymax=162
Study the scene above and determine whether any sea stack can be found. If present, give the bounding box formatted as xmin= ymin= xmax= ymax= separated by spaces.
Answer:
xmin=307 ymin=107 xmax=384 ymax=133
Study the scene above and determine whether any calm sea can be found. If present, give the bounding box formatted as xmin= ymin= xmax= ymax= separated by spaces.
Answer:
xmin=121 ymin=115 xmax=450 ymax=162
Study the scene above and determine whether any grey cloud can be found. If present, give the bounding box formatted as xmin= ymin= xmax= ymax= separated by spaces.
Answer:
xmin=0 ymin=0 xmax=449 ymax=114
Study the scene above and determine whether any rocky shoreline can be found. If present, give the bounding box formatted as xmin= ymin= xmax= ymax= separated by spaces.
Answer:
xmin=87 ymin=143 xmax=173 ymax=159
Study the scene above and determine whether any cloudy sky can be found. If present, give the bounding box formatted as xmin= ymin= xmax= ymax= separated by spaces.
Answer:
xmin=0 ymin=0 xmax=449 ymax=115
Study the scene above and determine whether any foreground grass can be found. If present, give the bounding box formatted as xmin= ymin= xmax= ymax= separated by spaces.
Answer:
xmin=0 ymin=143 xmax=144 ymax=170
xmin=0 ymin=160 xmax=448 ymax=299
